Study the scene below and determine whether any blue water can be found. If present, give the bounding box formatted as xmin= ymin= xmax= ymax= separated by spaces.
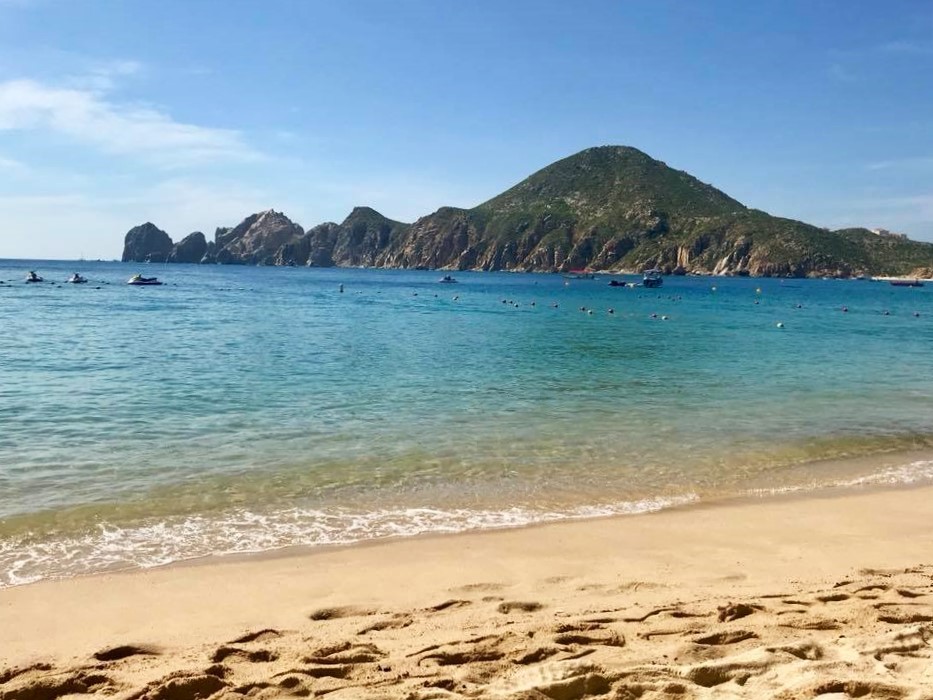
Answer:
xmin=2 ymin=260 xmax=933 ymax=586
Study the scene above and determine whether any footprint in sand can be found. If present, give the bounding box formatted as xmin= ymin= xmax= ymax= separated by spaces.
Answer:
xmin=93 ymin=645 xmax=159 ymax=662
xmin=717 ymin=602 xmax=762 ymax=621
xmin=229 ymin=628 xmax=282 ymax=644
xmin=358 ymin=613 xmax=413 ymax=634
xmin=132 ymin=672 xmax=228 ymax=700
xmin=450 ymin=582 xmax=507 ymax=594
xmin=693 ymin=630 xmax=758 ymax=646
xmin=308 ymin=605 xmax=377 ymax=621
xmin=211 ymin=646 xmax=278 ymax=663
xmin=304 ymin=641 xmax=385 ymax=665
xmin=497 ymin=601 xmax=543 ymax=614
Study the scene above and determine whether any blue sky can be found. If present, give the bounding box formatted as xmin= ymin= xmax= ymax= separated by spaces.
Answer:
xmin=1 ymin=0 xmax=932 ymax=259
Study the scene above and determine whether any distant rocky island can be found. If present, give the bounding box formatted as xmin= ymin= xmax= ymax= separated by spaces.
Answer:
xmin=122 ymin=146 xmax=933 ymax=278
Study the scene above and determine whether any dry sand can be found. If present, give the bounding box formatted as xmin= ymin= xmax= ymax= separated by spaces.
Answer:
xmin=2 ymin=486 xmax=933 ymax=699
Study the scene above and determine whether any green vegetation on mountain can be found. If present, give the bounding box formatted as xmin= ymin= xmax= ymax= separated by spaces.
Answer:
xmin=121 ymin=145 xmax=933 ymax=277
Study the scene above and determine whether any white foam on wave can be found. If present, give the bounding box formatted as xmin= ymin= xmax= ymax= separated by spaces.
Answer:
xmin=745 ymin=459 xmax=933 ymax=498
xmin=0 ymin=494 xmax=698 ymax=588
xmin=837 ymin=459 xmax=933 ymax=487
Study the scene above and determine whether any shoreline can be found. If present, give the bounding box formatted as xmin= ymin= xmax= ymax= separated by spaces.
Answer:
xmin=4 ymin=442 xmax=933 ymax=590
xmin=3 ymin=482 xmax=933 ymax=697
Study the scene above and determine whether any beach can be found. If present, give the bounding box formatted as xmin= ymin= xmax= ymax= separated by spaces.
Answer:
xmin=3 ymin=484 xmax=932 ymax=699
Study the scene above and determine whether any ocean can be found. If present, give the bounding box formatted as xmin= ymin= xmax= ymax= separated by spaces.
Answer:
xmin=2 ymin=260 xmax=932 ymax=587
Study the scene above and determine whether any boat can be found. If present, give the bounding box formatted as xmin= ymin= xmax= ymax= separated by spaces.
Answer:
xmin=66 ymin=273 xmax=88 ymax=284
xmin=438 ymin=275 xmax=458 ymax=284
xmin=562 ymin=269 xmax=596 ymax=280
xmin=608 ymin=279 xmax=627 ymax=287
xmin=890 ymin=279 xmax=924 ymax=287
xmin=642 ymin=269 xmax=663 ymax=288
xmin=127 ymin=274 xmax=163 ymax=286
xmin=25 ymin=271 xmax=43 ymax=283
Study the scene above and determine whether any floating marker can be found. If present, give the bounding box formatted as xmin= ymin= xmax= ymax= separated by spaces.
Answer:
xmin=776 ymin=322 xmax=784 ymax=328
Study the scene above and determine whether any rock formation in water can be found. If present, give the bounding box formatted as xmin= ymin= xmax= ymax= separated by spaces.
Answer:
xmin=118 ymin=146 xmax=933 ymax=277
xmin=121 ymin=223 xmax=174 ymax=263
xmin=167 ymin=232 xmax=208 ymax=264
xmin=205 ymin=210 xmax=305 ymax=265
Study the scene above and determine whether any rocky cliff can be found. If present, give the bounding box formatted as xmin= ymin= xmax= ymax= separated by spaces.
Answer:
xmin=122 ymin=223 xmax=173 ymax=263
xmin=119 ymin=146 xmax=933 ymax=277
xmin=167 ymin=232 xmax=208 ymax=264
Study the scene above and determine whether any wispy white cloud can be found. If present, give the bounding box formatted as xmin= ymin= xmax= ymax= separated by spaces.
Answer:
xmin=0 ymin=78 xmax=261 ymax=168
xmin=0 ymin=154 xmax=25 ymax=170
xmin=877 ymin=39 xmax=933 ymax=55
xmin=867 ymin=156 xmax=933 ymax=171
xmin=65 ymin=59 xmax=143 ymax=92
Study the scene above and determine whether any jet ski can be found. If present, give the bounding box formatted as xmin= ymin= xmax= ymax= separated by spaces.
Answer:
xmin=25 ymin=271 xmax=43 ymax=283
xmin=67 ymin=273 xmax=88 ymax=284
xmin=127 ymin=274 xmax=163 ymax=286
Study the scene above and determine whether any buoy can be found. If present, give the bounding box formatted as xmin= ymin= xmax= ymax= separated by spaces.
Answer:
xmin=587 ymin=309 xmax=593 ymax=315
xmin=842 ymin=306 xmax=848 ymax=312
xmin=650 ymin=313 xmax=658 ymax=319
xmin=795 ymin=304 xmax=802 ymax=309
xmin=339 ymin=283 xmax=344 ymax=293
xmin=754 ymin=300 xmax=759 ymax=305
xmin=914 ymin=312 xmax=920 ymax=317
xmin=776 ymin=322 xmax=784 ymax=328
xmin=711 ymin=286 xmax=717 ymax=292
xmin=608 ymin=308 xmax=614 ymax=314
xmin=661 ymin=315 xmax=669 ymax=320
xmin=756 ymin=287 xmax=761 ymax=294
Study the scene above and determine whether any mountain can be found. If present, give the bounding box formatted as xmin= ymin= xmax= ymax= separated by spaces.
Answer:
xmin=120 ymin=146 xmax=933 ymax=277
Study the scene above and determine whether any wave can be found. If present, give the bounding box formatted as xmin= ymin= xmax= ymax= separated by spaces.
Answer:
xmin=0 ymin=495 xmax=698 ymax=588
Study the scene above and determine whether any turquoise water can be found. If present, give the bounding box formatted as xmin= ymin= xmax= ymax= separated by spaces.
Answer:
xmin=2 ymin=260 xmax=933 ymax=586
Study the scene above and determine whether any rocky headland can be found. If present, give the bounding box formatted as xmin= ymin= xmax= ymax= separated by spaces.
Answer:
xmin=121 ymin=146 xmax=933 ymax=278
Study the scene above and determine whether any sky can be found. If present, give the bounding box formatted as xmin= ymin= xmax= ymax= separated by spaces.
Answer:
xmin=0 ymin=0 xmax=932 ymax=259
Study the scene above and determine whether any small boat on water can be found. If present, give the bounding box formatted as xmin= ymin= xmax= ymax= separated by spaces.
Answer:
xmin=25 ymin=271 xmax=43 ymax=283
xmin=127 ymin=274 xmax=163 ymax=286
xmin=438 ymin=275 xmax=458 ymax=283
xmin=643 ymin=269 xmax=663 ymax=288
xmin=890 ymin=279 xmax=924 ymax=287
xmin=608 ymin=279 xmax=627 ymax=287
xmin=66 ymin=273 xmax=88 ymax=284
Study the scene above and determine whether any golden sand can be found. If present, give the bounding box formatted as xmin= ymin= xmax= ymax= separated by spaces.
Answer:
xmin=2 ymin=486 xmax=933 ymax=699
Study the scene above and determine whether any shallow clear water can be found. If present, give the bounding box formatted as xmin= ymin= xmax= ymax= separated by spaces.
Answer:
xmin=2 ymin=260 xmax=933 ymax=585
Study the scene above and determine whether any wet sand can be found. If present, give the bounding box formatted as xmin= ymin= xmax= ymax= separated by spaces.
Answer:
xmin=2 ymin=485 xmax=933 ymax=699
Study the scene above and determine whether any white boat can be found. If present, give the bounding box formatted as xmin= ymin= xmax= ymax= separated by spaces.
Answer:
xmin=643 ymin=269 xmax=663 ymax=288
xmin=438 ymin=275 xmax=458 ymax=283
xmin=66 ymin=273 xmax=88 ymax=284
xmin=128 ymin=274 xmax=163 ymax=286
